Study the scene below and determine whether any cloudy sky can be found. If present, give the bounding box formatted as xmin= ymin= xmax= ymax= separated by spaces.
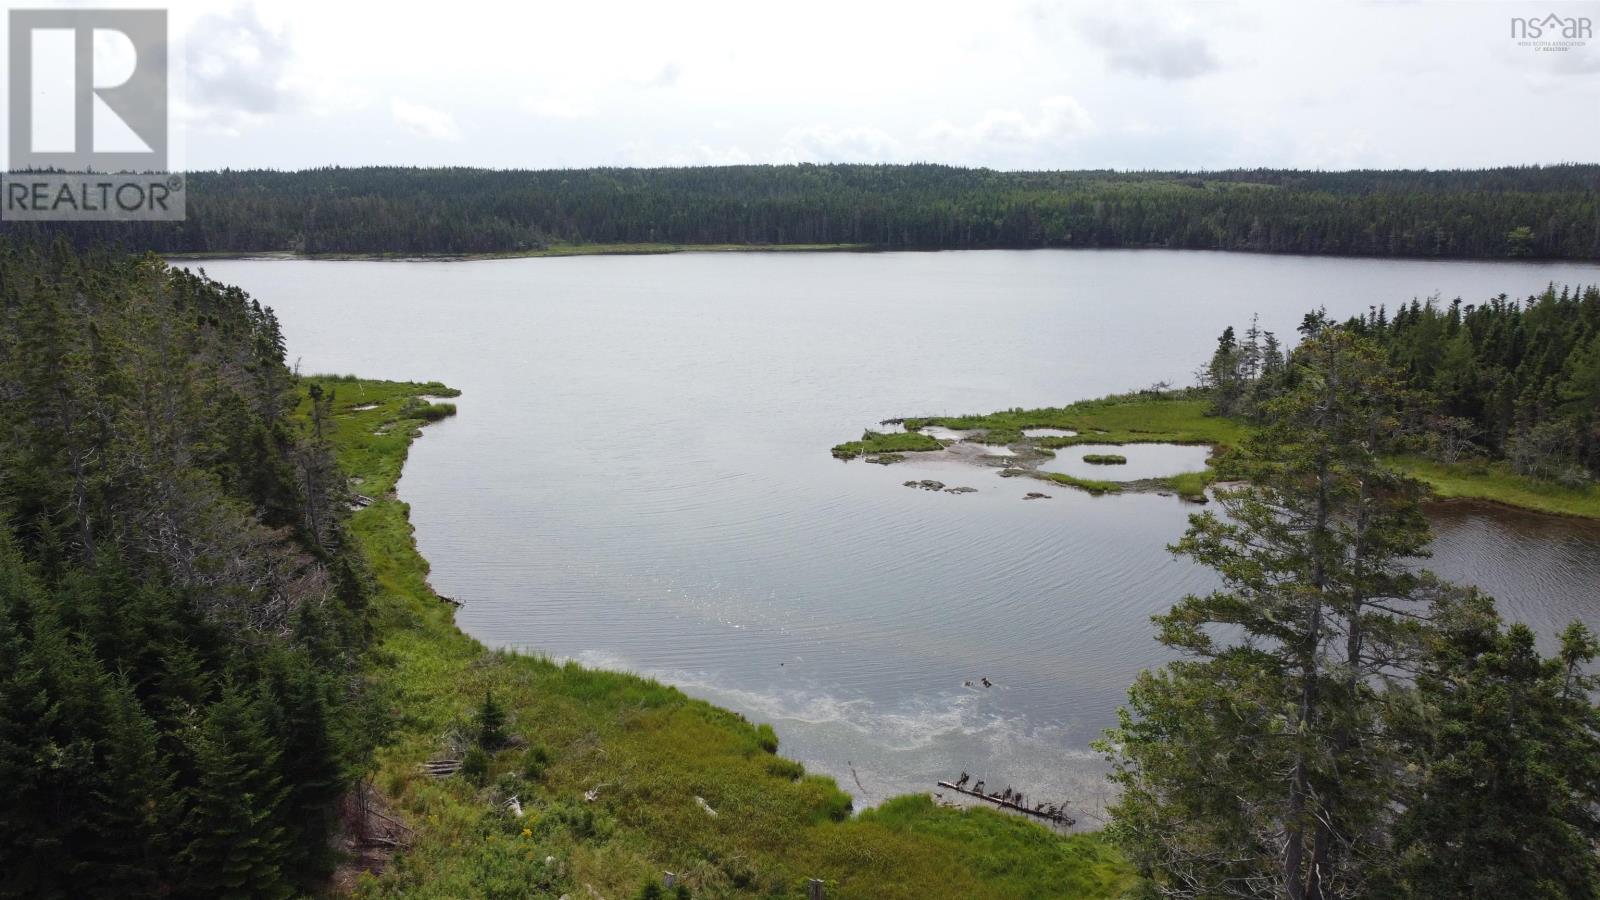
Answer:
xmin=50 ymin=0 xmax=1600 ymax=170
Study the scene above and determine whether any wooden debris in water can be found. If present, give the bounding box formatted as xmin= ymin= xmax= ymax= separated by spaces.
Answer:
xmin=936 ymin=780 xmax=1075 ymax=826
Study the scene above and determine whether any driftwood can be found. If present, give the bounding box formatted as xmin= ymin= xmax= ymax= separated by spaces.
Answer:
xmin=936 ymin=781 xmax=1075 ymax=826
xmin=420 ymin=758 xmax=463 ymax=778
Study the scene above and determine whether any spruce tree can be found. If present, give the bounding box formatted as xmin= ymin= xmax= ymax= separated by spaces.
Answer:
xmin=177 ymin=683 xmax=293 ymax=900
xmin=1106 ymin=328 xmax=1436 ymax=899
xmin=1383 ymin=600 xmax=1600 ymax=898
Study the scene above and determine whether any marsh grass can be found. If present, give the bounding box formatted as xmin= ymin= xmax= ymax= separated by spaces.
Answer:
xmin=900 ymin=391 xmax=1246 ymax=449
xmin=1388 ymin=455 xmax=1600 ymax=519
xmin=831 ymin=430 xmax=943 ymax=459
xmin=1160 ymin=470 xmax=1215 ymax=502
xmin=321 ymin=379 xmax=1135 ymax=899
xmin=862 ymin=391 xmax=1243 ymax=498
xmin=403 ymin=400 xmax=458 ymax=422
xmin=1040 ymin=472 xmax=1123 ymax=494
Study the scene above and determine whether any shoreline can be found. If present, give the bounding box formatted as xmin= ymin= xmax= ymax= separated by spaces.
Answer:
xmin=165 ymin=242 xmax=873 ymax=263
xmin=836 ymin=393 xmax=1600 ymax=520
xmin=163 ymin=243 xmax=1600 ymax=265
xmin=834 ymin=393 xmax=1243 ymax=502
xmin=322 ymin=377 xmax=1133 ymax=897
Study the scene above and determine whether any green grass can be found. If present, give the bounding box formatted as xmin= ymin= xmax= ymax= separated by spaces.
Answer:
xmin=1388 ymin=456 xmax=1600 ymax=520
xmin=839 ymin=390 xmax=1600 ymax=518
xmin=313 ymin=378 xmax=1135 ymax=899
xmin=853 ymin=391 xmax=1241 ymax=497
xmin=901 ymin=391 xmax=1246 ymax=449
xmin=831 ymin=429 xmax=944 ymax=460
xmin=401 ymin=400 xmax=458 ymax=422
xmin=1159 ymin=471 xmax=1216 ymax=503
xmin=1040 ymin=472 xmax=1123 ymax=495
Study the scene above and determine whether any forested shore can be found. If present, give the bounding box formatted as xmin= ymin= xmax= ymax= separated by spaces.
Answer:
xmin=11 ymin=163 xmax=1600 ymax=259
xmin=0 ymin=241 xmax=1136 ymax=898
xmin=0 ymin=241 xmax=373 ymax=896
xmin=1201 ymin=284 xmax=1600 ymax=515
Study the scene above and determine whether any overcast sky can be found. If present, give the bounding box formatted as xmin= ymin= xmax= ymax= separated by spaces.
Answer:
xmin=43 ymin=0 xmax=1600 ymax=170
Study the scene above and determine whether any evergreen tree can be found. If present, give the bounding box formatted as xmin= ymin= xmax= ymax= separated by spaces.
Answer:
xmin=177 ymin=683 xmax=294 ymax=900
xmin=477 ymin=688 xmax=508 ymax=750
xmin=1107 ymin=328 xmax=1436 ymax=899
xmin=1384 ymin=599 xmax=1600 ymax=898
xmin=0 ymin=241 xmax=371 ymax=896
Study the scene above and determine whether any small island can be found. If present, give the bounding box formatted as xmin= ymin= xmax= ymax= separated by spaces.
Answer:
xmin=832 ymin=390 xmax=1244 ymax=502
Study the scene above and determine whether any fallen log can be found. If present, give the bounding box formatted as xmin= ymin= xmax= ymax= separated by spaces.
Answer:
xmin=936 ymin=781 xmax=1075 ymax=826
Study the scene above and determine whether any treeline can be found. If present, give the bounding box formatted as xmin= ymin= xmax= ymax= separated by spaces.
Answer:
xmin=1109 ymin=327 xmax=1600 ymax=897
xmin=10 ymin=163 xmax=1600 ymax=258
xmin=0 ymin=240 xmax=372 ymax=896
xmin=1204 ymin=283 xmax=1600 ymax=481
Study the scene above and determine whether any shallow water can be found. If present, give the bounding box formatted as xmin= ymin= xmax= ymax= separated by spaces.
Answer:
xmin=1039 ymin=443 xmax=1213 ymax=482
xmin=183 ymin=249 xmax=1600 ymax=817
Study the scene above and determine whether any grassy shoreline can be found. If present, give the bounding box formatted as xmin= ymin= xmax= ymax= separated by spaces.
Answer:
xmin=168 ymin=242 xmax=871 ymax=263
xmin=1389 ymin=455 xmax=1600 ymax=520
xmin=317 ymin=378 xmax=1133 ymax=898
xmin=840 ymin=391 xmax=1600 ymax=519
xmin=837 ymin=392 xmax=1241 ymax=502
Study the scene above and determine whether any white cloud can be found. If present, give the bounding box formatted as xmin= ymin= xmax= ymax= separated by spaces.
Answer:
xmin=169 ymin=0 xmax=1600 ymax=171
xmin=922 ymin=96 xmax=1096 ymax=152
xmin=390 ymin=98 xmax=462 ymax=141
xmin=1076 ymin=13 xmax=1221 ymax=80
xmin=696 ymin=144 xmax=752 ymax=165
xmin=522 ymin=96 xmax=598 ymax=119
xmin=646 ymin=62 xmax=683 ymax=88
xmin=773 ymin=98 xmax=1095 ymax=168
xmin=180 ymin=5 xmax=298 ymax=136
xmin=781 ymin=124 xmax=904 ymax=163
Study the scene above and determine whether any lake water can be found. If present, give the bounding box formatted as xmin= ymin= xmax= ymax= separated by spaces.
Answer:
xmin=185 ymin=249 xmax=1600 ymax=822
xmin=1039 ymin=443 xmax=1214 ymax=482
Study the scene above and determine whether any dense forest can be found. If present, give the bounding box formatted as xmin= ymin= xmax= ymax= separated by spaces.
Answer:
xmin=1109 ymin=326 xmax=1600 ymax=898
xmin=0 ymin=240 xmax=372 ymax=897
xmin=10 ymin=163 xmax=1600 ymax=259
xmin=1204 ymin=283 xmax=1600 ymax=481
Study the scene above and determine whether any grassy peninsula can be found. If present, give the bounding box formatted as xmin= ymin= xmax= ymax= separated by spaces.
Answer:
xmin=328 ymin=379 xmax=1133 ymax=898
xmin=839 ymin=389 xmax=1600 ymax=519
xmin=898 ymin=394 xmax=1248 ymax=449
xmin=834 ymin=392 xmax=1242 ymax=502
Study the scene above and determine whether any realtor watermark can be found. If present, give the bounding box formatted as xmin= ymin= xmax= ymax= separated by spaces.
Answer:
xmin=1510 ymin=12 xmax=1592 ymax=53
xmin=4 ymin=8 xmax=183 ymax=221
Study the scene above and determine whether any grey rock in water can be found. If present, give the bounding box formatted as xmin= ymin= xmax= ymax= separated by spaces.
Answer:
xmin=1023 ymin=491 xmax=1052 ymax=500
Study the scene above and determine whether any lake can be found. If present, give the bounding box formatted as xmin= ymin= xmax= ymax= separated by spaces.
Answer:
xmin=185 ymin=249 xmax=1600 ymax=821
